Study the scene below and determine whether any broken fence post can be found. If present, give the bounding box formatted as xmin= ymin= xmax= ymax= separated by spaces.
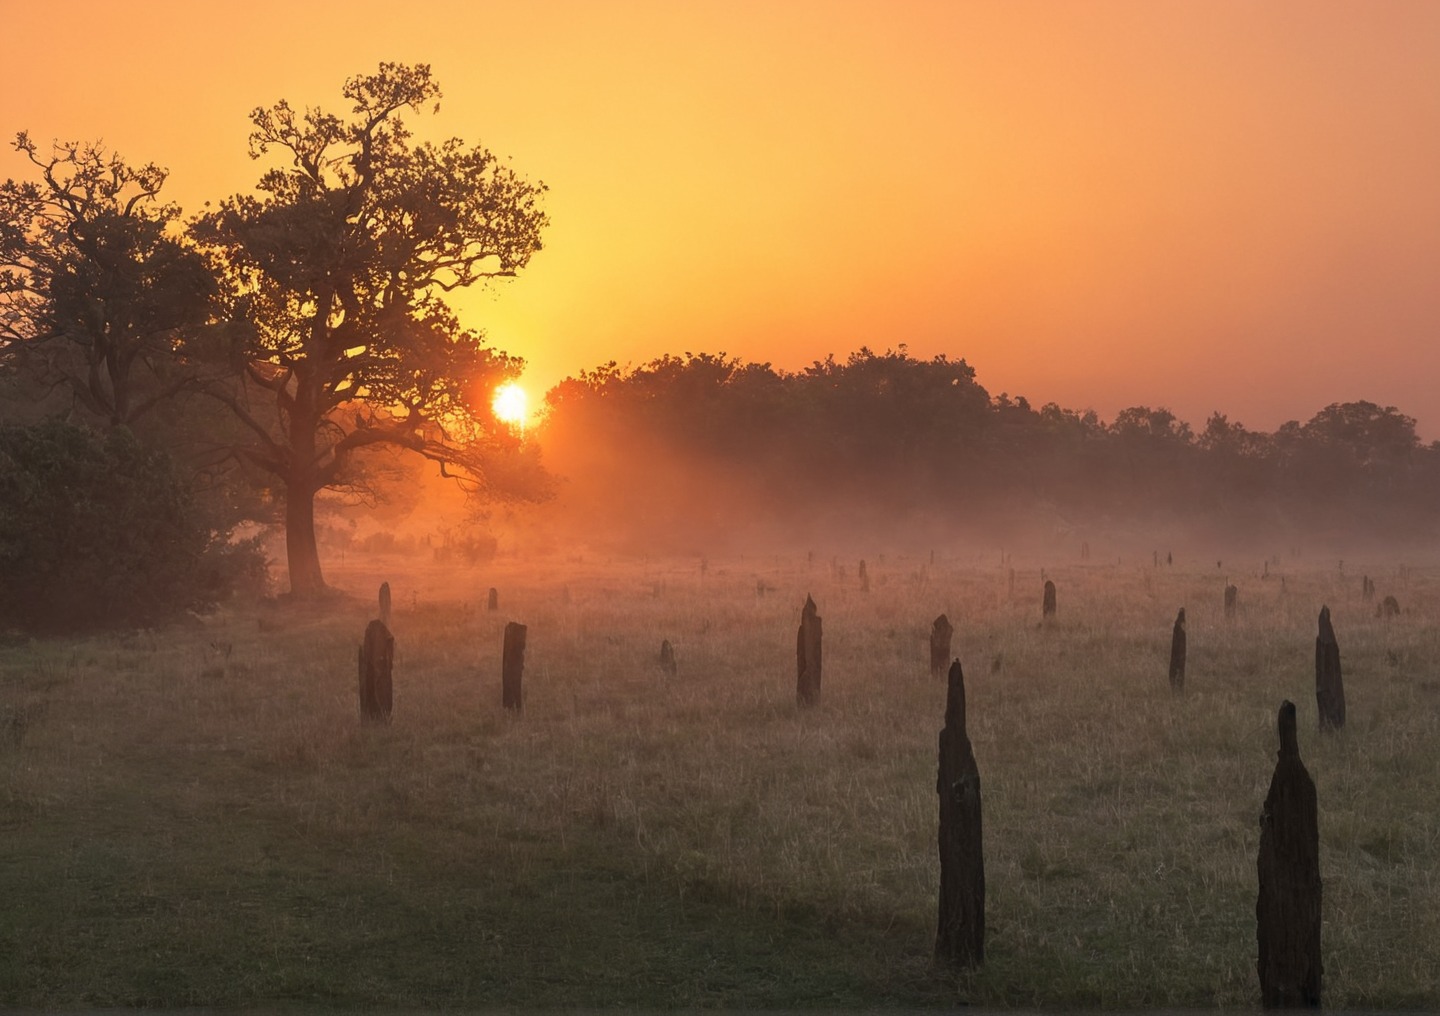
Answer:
xmin=1315 ymin=606 xmax=1345 ymax=732
xmin=1169 ymin=608 xmax=1186 ymax=693
xmin=796 ymin=595 xmax=823 ymax=707
xmin=1256 ymin=699 xmax=1322 ymax=1009
xmin=502 ymin=621 xmax=527 ymax=711
xmin=358 ymin=619 xmax=394 ymax=724
xmin=930 ymin=614 xmax=954 ymax=679
xmin=935 ymin=657 xmax=985 ymax=969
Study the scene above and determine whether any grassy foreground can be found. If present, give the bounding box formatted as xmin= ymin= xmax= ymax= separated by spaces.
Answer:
xmin=2 ymin=549 xmax=1438 ymax=1008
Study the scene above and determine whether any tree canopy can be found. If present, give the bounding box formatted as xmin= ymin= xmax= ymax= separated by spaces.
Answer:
xmin=0 ymin=134 xmax=217 ymax=425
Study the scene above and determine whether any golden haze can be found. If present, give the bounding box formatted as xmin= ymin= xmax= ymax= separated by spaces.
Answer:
xmin=5 ymin=1 xmax=1440 ymax=434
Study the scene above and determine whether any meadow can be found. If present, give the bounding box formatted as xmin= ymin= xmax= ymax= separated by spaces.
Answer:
xmin=1 ymin=546 xmax=1438 ymax=1009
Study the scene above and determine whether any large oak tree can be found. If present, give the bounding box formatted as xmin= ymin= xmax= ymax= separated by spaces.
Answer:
xmin=193 ymin=63 xmax=549 ymax=597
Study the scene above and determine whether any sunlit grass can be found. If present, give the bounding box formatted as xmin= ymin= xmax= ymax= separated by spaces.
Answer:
xmin=1 ymin=551 xmax=1437 ymax=1007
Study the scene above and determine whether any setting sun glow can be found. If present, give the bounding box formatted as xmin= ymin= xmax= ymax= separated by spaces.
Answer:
xmin=492 ymin=382 xmax=528 ymax=430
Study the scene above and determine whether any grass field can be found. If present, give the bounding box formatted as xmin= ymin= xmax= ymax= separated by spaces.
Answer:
xmin=2 ymin=547 xmax=1438 ymax=1008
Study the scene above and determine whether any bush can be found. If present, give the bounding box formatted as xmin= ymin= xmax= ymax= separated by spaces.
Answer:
xmin=0 ymin=419 xmax=267 ymax=633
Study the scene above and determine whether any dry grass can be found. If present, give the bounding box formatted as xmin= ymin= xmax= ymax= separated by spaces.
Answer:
xmin=1 ymin=548 xmax=1438 ymax=1007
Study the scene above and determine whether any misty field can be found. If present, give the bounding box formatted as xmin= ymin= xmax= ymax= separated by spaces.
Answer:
xmin=2 ymin=550 xmax=1438 ymax=1008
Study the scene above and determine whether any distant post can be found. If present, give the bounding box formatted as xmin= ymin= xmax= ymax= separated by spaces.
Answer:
xmin=1315 ymin=607 xmax=1345 ymax=731
xmin=1168 ymin=608 xmax=1186 ymax=693
xmin=502 ymin=621 xmax=527 ymax=711
xmin=859 ymin=559 xmax=870 ymax=593
xmin=487 ymin=587 xmax=499 ymax=611
xmin=1042 ymin=580 xmax=1056 ymax=620
xmin=930 ymin=614 xmax=954 ymax=679
xmin=358 ymin=620 xmax=394 ymax=724
xmin=796 ymin=595 xmax=823 ymax=707
xmin=1256 ymin=700 xmax=1322 ymax=1008
xmin=935 ymin=658 xmax=984 ymax=969
xmin=378 ymin=581 xmax=392 ymax=627
xmin=659 ymin=638 xmax=677 ymax=677
xmin=1224 ymin=583 xmax=1238 ymax=620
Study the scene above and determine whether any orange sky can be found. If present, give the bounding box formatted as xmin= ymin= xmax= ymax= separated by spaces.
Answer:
xmin=7 ymin=0 xmax=1440 ymax=436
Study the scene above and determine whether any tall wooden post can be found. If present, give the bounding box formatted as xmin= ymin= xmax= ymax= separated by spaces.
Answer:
xmin=796 ymin=595 xmax=822 ymax=707
xmin=502 ymin=621 xmax=527 ymax=711
xmin=487 ymin=587 xmax=499 ymax=612
xmin=1256 ymin=700 xmax=1321 ymax=1008
xmin=378 ymin=581 xmax=392 ymax=627
xmin=930 ymin=614 xmax=954 ymax=679
xmin=1315 ymin=607 xmax=1344 ymax=731
xmin=1042 ymin=580 xmax=1056 ymax=620
xmin=935 ymin=658 xmax=984 ymax=969
xmin=358 ymin=620 xmax=394 ymax=724
xmin=1168 ymin=608 xmax=1186 ymax=693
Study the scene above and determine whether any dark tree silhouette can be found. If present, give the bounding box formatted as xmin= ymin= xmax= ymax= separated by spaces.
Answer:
xmin=0 ymin=134 xmax=218 ymax=425
xmin=192 ymin=63 xmax=550 ymax=597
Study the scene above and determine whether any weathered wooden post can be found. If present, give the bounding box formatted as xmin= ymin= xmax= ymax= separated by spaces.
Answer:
xmin=1224 ymin=583 xmax=1238 ymax=620
xmin=1256 ymin=700 xmax=1321 ymax=1009
xmin=935 ymin=658 xmax=984 ymax=969
xmin=1315 ymin=607 xmax=1344 ymax=732
xmin=378 ymin=581 xmax=392 ymax=627
xmin=1168 ymin=608 xmax=1186 ymax=693
xmin=796 ymin=595 xmax=822 ymax=707
xmin=358 ymin=620 xmax=394 ymax=724
xmin=1042 ymin=580 xmax=1056 ymax=620
xmin=502 ymin=621 xmax=526 ymax=711
xmin=659 ymin=638 xmax=677 ymax=677
xmin=487 ymin=587 xmax=499 ymax=611
xmin=858 ymin=559 xmax=870 ymax=593
xmin=930 ymin=614 xmax=953 ymax=678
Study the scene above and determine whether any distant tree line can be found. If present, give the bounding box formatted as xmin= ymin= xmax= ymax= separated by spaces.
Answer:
xmin=539 ymin=349 xmax=1440 ymax=553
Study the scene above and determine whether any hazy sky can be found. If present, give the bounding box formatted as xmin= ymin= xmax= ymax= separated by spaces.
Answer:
xmin=7 ymin=0 xmax=1439 ymax=435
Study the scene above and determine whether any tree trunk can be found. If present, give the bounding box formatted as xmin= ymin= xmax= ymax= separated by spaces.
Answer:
xmin=285 ymin=482 xmax=327 ymax=598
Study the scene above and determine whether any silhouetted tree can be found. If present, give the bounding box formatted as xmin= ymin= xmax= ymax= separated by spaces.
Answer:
xmin=192 ymin=63 xmax=550 ymax=597
xmin=0 ymin=134 xmax=219 ymax=425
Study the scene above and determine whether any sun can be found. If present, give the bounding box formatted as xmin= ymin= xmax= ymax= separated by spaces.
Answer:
xmin=492 ymin=382 xmax=529 ymax=430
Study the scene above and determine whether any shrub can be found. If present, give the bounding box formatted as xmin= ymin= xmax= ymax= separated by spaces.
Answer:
xmin=0 ymin=419 xmax=266 ymax=633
